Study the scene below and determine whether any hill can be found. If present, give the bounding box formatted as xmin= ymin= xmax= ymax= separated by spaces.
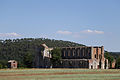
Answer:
xmin=0 ymin=38 xmax=84 ymax=68
xmin=109 ymin=52 xmax=120 ymax=59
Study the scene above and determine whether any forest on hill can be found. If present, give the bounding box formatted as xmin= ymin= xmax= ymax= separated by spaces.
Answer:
xmin=109 ymin=52 xmax=120 ymax=68
xmin=109 ymin=52 xmax=120 ymax=59
xmin=104 ymin=51 xmax=120 ymax=69
xmin=0 ymin=38 xmax=120 ymax=69
xmin=0 ymin=38 xmax=84 ymax=68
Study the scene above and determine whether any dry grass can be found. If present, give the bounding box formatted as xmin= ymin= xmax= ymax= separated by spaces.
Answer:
xmin=0 ymin=69 xmax=120 ymax=80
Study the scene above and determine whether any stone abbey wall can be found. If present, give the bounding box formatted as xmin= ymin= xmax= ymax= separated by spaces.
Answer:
xmin=61 ymin=47 xmax=92 ymax=59
xmin=61 ymin=59 xmax=89 ymax=68
xmin=34 ymin=44 xmax=52 ymax=68
xmin=33 ymin=44 xmax=108 ymax=69
xmin=61 ymin=46 xmax=108 ymax=69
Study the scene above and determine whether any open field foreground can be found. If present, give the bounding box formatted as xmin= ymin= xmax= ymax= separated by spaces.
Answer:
xmin=0 ymin=69 xmax=120 ymax=80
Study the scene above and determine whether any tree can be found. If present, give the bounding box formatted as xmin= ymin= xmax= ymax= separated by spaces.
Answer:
xmin=0 ymin=64 xmax=3 ymax=69
xmin=51 ymin=48 xmax=62 ymax=68
xmin=116 ymin=56 xmax=120 ymax=69
xmin=0 ymin=60 xmax=8 ymax=68
xmin=24 ymin=51 xmax=34 ymax=68
xmin=104 ymin=52 xmax=114 ymax=68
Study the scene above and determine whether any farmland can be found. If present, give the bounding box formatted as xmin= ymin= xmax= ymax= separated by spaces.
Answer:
xmin=0 ymin=69 xmax=120 ymax=80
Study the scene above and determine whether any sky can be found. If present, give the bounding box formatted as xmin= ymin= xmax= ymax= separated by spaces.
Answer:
xmin=0 ymin=0 xmax=120 ymax=52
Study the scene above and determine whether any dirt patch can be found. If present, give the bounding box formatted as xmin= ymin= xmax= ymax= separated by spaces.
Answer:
xmin=0 ymin=71 xmax=119 ymax=77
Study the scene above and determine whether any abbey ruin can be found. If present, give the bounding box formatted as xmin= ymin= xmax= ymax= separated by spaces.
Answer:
xmin=34 ymin=44 xmax=108 ymax=69
xmin=61 ymin=46 xmax=108 ymax=69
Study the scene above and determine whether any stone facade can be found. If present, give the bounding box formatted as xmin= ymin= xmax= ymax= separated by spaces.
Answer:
xmin=42 ymin=44 xmax=53 ymax=59
xmin=34 ymin=44 xmax=52 ymax=68
xmin=111 ymin=60 xmax=116 ymax=69
xmin=61 ymin=46 xmax=108 ymax=69
xmin=8 ymin=60 xmax=17 ymax=69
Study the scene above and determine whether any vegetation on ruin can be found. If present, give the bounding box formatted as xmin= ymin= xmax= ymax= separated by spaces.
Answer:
xmin=116 ymin=57 xmax=120 ymax=68
xmin=104 ymin=51 xmax=114 ymax=68
xmin=104 ymin=51 xmax=120 ymax=69
xmin=51 ymin=48 xmax=62 ymax=68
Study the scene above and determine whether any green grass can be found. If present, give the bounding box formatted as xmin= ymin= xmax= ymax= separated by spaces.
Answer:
xmin=0 ymin=69 xmax=120 ymax=80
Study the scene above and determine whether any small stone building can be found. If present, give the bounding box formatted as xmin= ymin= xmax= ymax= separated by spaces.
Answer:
xmin=111 ymin=60 xmax=116 ymax=69
xmin=8 ymin=60 xmax=17 ymax=69
xmin=34 ymin=44 xmax=53 ymax=68
xmin=61 ymin=46 xmax=108 ymax=69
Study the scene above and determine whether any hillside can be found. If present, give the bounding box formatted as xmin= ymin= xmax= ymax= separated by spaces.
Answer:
xmin=0 ymin=38 xmax=84 ymax=68
xmin=109 ymin=52 xmax=120 ymax=59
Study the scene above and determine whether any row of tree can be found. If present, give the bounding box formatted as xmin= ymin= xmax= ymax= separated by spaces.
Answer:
xmin=104 ymin=51 xmax=120 ymax=69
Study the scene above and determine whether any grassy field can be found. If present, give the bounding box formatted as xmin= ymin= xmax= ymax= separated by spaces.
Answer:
xmin=0 ymin=69 xmax=120 ymax=80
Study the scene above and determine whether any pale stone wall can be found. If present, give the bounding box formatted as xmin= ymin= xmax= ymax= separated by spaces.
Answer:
xmin=34 ymin=44 xmax=52 ymax=68
xmin=8 ymin=60 xmax=17 ymax=69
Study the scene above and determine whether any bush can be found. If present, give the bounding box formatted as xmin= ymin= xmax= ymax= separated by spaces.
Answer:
xmin=51 ymin=48 xmax=62 ymax=67
xmin=116 ymin=57 xmax=120 ymax=69
xmin=0 ymin=64 xmax=3 ymax=69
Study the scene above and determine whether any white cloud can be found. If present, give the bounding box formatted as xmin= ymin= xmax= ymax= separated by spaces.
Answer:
xmin=94 ymin=30 xmax=104 ymax=34
xmin=82 ymin=29 xmax=93 ymax=33
xmin=57 ymin=30 xmax=72 ymax=35
xmin=0 ymin=32 xmax=21 ymax=37
xmin=56 ymin=29 xmax=104 ymax=38
xmin=82 ymin=29 xmax=104 ymax=34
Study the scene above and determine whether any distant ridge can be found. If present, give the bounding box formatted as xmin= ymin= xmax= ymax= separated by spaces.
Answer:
xmin=109 ymin=52 xmax=120 ymax=59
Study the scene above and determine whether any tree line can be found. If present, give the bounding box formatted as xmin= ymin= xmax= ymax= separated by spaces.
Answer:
xmin=0 ymin=38 xmax=83 ymax=68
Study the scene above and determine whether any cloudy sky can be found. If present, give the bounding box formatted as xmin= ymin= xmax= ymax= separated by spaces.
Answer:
xmin=0 ymin=0 xmax=120 ymax=52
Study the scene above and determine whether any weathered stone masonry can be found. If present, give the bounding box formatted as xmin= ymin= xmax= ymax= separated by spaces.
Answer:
xmin=61 ymin=46 xmax=108 ymax=69
xmin=8 ymin=60 xmax=17 ymax=69
xmin=34 ymin=44 xmax=53 ymax=68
